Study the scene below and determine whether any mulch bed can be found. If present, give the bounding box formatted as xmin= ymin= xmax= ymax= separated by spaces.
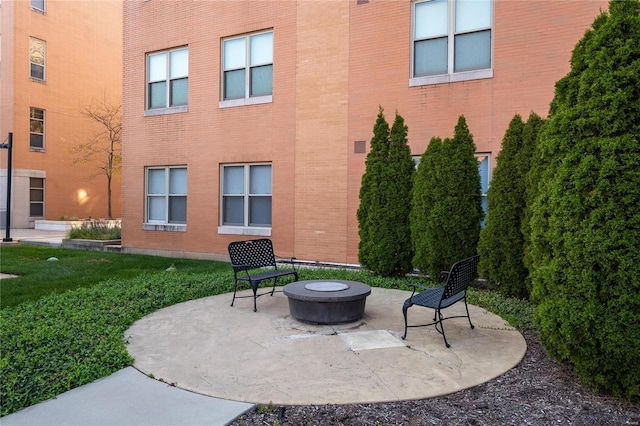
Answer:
xmin=231 ymin=331 xmax=640 ymax=425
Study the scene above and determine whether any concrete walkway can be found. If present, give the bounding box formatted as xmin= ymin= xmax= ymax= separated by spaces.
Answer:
xmin=1 ymin=368 xmax=253 ymax=426
xmin=0 ymin=227 xmax=66 ymax=247
xmin=1 ymin=229 xmax=528 ymax=425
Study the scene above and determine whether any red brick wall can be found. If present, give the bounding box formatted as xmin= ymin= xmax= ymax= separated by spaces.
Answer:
xmin=343 ymin=0 xmax=607 ymax=264
xmin=122 ymin=0 xmax=607 ymax=264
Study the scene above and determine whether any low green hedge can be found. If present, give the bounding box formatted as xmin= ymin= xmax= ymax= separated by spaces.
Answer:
xmin=0 ymin=271 xmax=234 ymax=416
xmin=0 ymin=268 xmax=533 ymax=416
xmin=67 ymin=221 xmax=121 ymax=240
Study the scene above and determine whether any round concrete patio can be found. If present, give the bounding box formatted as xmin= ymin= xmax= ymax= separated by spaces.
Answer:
xmin=125 ymin=287 xmax=527 ymax=406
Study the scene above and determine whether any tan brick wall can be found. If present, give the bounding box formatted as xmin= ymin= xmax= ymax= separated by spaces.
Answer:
xmin=1 ymin=0 xmax=122 ymax=225
xmin=122 ymin=0 xmax=607 ymax=265
xmin=123 ymin=0 xmax=299 ymax=256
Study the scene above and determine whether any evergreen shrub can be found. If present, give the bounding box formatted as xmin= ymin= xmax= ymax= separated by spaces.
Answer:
xmin=357 ymin=107 xmax=415 ymax=277
xmin=478 ymin=115 xmax=527 ymax=297
xmin=520 ymin=113 xmax=546 ymax=294
xmin=479 ymin=113 xmax=544 ymax=299
xmin=411 ymin=116 xmax=482 ymax=277
xmin=529 ymin=0 xmax=640 ymax=400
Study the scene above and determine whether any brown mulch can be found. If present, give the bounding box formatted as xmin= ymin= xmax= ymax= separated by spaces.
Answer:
xmin=231 ymin=331 xmax=640 ymax=425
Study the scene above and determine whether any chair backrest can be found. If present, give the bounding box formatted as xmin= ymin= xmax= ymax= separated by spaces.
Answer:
xmin=228 ymin=239 xmax=277 ymax=270
xmin=442 ymin=255 xmax=480 ymax=299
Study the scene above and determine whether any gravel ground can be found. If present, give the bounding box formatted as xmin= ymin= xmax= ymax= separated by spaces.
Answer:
xmin=231 ymin=331 xmax=640 ymax=425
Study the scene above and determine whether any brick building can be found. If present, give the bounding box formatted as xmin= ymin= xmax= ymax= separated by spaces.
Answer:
xmin=0 ymin=0 xmax=122 ymax=228
xmin=122 ymin=0 xmax=608 ymax=265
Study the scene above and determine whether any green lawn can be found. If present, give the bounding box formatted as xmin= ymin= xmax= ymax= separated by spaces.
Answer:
xmin=0 ymin=245 xmax=223 ymax=309
xmin=0 ymin=245 xmax=534 ymax=417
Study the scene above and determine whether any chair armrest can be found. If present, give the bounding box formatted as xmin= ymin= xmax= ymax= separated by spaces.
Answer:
xmin=408 ymin=282 xmax=429 ymax=291
xmin=231 ymin=263 xmax=251 ymax=270
xmin=275 ymin=255 xmax=297 ymax=269
xmin=407 ymin=282 xmax=429 ymax=298
xmin=231 ymin=264 xmax=253 ymax=278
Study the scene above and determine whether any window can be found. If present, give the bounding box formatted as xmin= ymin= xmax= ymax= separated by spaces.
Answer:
xmin=222 ymin=31 xmax=273 ymax=104
xmin=411 ymin=0 xmax=492 ymax=86
xmin=30 ymin=107 xmax=45 ymax=149
xmin=221 ymin=164 xmax=272 ymax=229
xmin=31 ymin=0 xmax=45 ymax=12
xmin=147 ymin=47 xmax=188 ymax=110
xmin=145 ymin=167 xmax=187 ymax=224
xmin=30 ymin=178 xmax=44 ymax=217
xmin=476 ymin=153 xmax=491 ymax=226
xmin=30 ymin=37 xmax=45 ymax=81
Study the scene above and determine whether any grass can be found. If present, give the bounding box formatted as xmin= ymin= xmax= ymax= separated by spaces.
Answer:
xmin=0 ymin=245 xmax=535 ymax=417
xmin=0 ymin=246 xmax=222 ymax=308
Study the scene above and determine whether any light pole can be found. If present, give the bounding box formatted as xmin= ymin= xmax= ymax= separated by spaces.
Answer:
xmin=1 ymin=132 xmax=13 ymax=242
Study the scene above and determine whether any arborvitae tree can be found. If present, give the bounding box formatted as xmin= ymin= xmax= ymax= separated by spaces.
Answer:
xmin=383 ymin=112 xmax=416 ymax=276
xmin=519 ymin=112 xmax=546 ymax=294
xmin=443 ymin=116 xmax=484 ymax=264
xmin=358 ymin=107 xmax=389 ymax=272
xmin=411 ymin=137 xmax=444 ymax=276
xmin=530 ymin=0 xmax=640 ymax=400
xmin=478 ymin=115 xmax=528 ymax=298
xmin=412 ymin=116 xmax=482 ymax=278
xmin=357 ymin=108 xmax=415 ymax=277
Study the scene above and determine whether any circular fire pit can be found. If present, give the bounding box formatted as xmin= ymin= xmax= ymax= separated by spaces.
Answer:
xmin=283 ymin=280 xmax=371 ymax=324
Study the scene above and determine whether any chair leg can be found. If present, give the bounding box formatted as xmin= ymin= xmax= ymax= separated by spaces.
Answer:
xmin=270 ymin=277 xmax=278 ymax=296
xmin=252 ymin=282 xmax=259 ymax=312
xmin=434 ymin=309 xmax=451 ymax=348
xmin=401 ymin=300 xmax=412 ymax=340
xmin=231 ymin=280 xmax=239 ymax=307
xmin=464 ymin=298 xmax=474 ymax=329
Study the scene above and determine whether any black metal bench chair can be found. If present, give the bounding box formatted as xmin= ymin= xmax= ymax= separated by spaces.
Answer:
xmin=402 ymin=255 xmax=480 ymax=347
xmin=228 ymin=239 xmax=298 ymax=312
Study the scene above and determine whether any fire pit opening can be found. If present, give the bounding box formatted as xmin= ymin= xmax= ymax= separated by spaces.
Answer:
xmin=304 ymin=281 xmax=350 ymax=292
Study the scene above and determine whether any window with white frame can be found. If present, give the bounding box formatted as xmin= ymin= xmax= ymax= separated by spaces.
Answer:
xmin=411 ymin=0 xmax=492 ymax=85
xmin=222 ymin=31 xmax=273 ymax=101
xmin=30 ymin=37 xmax=45 ymax=81
xmin=31 ymin=0 xmax=45 ymax=12
xmin=221 ymin=164 xmax=272 ymax=228
xmin=30 ymin=107 xmax=45 ymax=149
xmin=145 ymin=167 xmax=187 ymax=224
xmin=30 ymin=178 xmax=45 ymax=217
xmin=476 ymin=153 xmax=491 ymax=226
xmin=147 ymin=47 xmax=188 ymax=110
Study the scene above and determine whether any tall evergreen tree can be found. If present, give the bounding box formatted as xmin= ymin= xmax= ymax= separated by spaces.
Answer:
xmin=530 ymin=0 xmax=640 ymax=400
xmin=383 ymin=112 xmax=415 ymax=276
xmin=411 ymin=137 xmax=444 ymax=276
xmin=478 ymin=115 xmax=528 ymax=298
xmin=412 ymin=116 xmax=482 ymax=278
xmin=357 ymin=108 xmax=415 ymax=277
xmin=358 ymin=107 xmax=389 ymax=271
xmin=520 ymin=112 xmax=546 ymax=294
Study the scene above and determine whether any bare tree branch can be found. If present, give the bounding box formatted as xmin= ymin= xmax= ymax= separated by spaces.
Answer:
xmin=68 ymin=94 xmax=122 ymax=219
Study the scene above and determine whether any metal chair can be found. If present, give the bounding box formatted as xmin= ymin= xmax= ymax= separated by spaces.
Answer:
xmin=402 ymin=255 xmax=480 ymax=347
xmin=228 ymin=239 xmax=298 ymax=312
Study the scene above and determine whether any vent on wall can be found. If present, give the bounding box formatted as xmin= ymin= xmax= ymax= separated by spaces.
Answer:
xmin=356 ymin=0 xmax=369 ymax=4
xmin=354 ymin=141 xmax=366 ymax=153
